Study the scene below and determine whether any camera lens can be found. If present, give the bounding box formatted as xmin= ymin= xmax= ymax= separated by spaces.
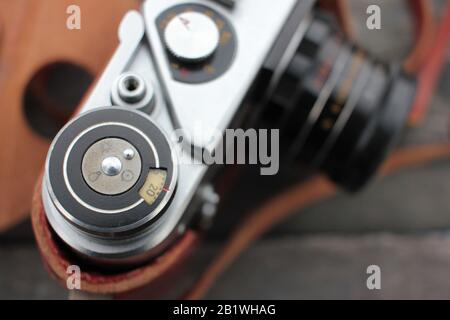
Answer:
xmin=263 ymin=13 xmax=416 ymax=191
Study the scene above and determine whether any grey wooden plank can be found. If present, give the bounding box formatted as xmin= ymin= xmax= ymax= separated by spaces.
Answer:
xmin=4 ymin=233 xmax=450 ymax=299
xmin=0 ymin=244 xmax=67 ymax=300
xmin=206 ymin=233 xmax=450 ymax=300
xmin=270 ymin=158 xmax=450 ymax=236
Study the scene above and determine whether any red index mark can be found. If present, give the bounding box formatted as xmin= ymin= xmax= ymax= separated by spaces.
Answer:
xmin=179 ymin=68 xmax=190 ymax=77
xmin=179 ymin=16 xmax=191 ymax=30
xmin=163 ymin=187 xmax=170 ymax=193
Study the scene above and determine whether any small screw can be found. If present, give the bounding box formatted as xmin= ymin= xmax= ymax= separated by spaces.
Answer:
xmin=123 ymin=148 xmax=135 ymax=160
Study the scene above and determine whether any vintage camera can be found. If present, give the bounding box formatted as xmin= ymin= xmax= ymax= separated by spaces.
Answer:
xmin=42 ymin=0 xmax=416 ymax=266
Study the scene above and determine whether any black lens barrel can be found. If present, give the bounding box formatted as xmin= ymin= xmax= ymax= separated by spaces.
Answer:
xmin=264 ymin=13 xmax=416 ymax=191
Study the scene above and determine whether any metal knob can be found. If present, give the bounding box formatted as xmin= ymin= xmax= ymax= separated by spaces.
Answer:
xmin=164 ymin=11 xmax=220 ymax=63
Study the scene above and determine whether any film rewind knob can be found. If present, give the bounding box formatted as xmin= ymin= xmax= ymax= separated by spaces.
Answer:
xmin=164 ymin=11 xmax=220 ymax=63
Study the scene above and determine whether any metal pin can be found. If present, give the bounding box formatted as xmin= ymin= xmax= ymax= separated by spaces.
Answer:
xmin=123 ymin=148 xmax=135 ymax=160
xmin=101 ymin=157 xmax=123 ymax=176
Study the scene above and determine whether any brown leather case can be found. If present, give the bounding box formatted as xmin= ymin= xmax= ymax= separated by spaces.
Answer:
xmin=0 ymin=0 xmax=139 ymax=233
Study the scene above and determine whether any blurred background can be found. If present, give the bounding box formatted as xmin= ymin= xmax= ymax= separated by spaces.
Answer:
xmin=1 ymin=0 xmax=450 ymax=299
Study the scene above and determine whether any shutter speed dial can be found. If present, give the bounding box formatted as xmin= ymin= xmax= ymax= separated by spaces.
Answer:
xmin=164 ymin=11 xmax=220 ymax=63
xmin=157 ymin=3 xmax=237 ymax=83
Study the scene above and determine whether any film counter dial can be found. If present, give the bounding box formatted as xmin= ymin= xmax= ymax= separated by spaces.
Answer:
xmin=42 ymin=0 xmax=416 ymax=267
xmin=44 ymin=108 xmax=178 ymax=265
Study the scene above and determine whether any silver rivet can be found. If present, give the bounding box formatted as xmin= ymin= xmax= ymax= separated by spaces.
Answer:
xmin=101 ymin=157 xmax=123 ymax=176
xmin=123 ymin=148 xmax=135 ymax=160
